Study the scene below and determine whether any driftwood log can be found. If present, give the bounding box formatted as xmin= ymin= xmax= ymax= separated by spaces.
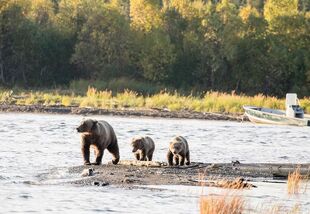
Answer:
xmin=228 ymin=163 xmax=310 ymax=178
xmin=115 ymin=161 xmax=310 ymax=178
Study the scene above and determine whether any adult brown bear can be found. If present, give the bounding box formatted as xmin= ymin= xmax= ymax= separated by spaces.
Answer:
xmin=77 ymin=119 xmax=120 ymax=165
xmin=131 ymin=136 xmax=155 ymax=161
xmin=167 ymin=136 xmax=190 ymax=166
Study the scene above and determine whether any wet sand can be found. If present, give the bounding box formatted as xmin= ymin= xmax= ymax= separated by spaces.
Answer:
xmin=68 ymin=161 xmax=310 ymax=187
xmin=0 ymin=104 xmax=246 ymax=121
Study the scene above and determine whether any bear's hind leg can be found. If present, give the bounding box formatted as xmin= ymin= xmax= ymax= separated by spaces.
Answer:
xmin=107 ymin=141 xmax=120 ymax=165
xmin=147 ymin=153 xmax=153 ymax=161
xmin=185 ymin=151 xmax=190 ymax=165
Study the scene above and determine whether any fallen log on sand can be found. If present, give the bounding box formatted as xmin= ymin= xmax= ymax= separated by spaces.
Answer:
xmin=117 ymin=161 xmax=310 ymax=177
xmin=227 ymin=163 xmax=310 ymax=178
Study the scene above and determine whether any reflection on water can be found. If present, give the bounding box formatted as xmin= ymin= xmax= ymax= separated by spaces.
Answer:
xmin=0 ymin=113 xmax=309 ymax=213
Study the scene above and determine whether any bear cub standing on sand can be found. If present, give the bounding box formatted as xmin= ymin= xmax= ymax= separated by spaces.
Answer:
xmin=77 ymin=119 xmax=120 ymax=165
xmin=131 ymin=136 xmax=155 ymax=161
xmin=167 ymin=136 xmax=190 ymax=166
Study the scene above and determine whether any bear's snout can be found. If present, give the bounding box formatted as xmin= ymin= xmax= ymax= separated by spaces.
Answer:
xmin=76 ymin=127 xmax=81 ymax=132
xmin=172 ymin=148 xmax=180 ymax=155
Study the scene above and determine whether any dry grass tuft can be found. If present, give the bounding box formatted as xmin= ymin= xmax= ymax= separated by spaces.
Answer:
xmin=200 ymin=193 xmax=244 ymax=214
xmin=287 ymin=167 xmax=302 ymax=194
xmin=199 ymin=176 xmax=245 ymax=214
xmin=200 ymin=176 xmax=257 ymax=189
xmin=215 ymin=177 xmax=256 ymax=189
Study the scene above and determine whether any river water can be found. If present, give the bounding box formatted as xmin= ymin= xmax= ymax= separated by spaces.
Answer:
xmin=0 ymin=113 xmax=309 ymax=213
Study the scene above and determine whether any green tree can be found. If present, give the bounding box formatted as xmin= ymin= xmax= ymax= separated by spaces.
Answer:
xmin=71 ymin=6 xmax=130 ymax=80
xmin=0 ymin=0 xmax=36 ymax=86
xmin=138 ymin=31 xmax=176 ymax=82
xmin=264 ymin=0 xmax=298 ymax=24
xmin=130 ymin=0 xmax=163 ymax=32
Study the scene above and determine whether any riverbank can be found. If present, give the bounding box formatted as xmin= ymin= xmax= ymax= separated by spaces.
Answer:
xmin=1 ymin=88 xmax=310 ymax=115
xmin=68 ymin=161 xmax=310 ymax=187
xmin=0 ymin=104 xmax=246 ymax=121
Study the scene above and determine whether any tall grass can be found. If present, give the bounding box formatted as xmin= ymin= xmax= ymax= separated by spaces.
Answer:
xmin=199 ymin=176 xmax=245 ymax=214
xmin=287 ymin=167 xmax=309 ymax=195
xmin=287 ymin=168 xmax=302 ymax=195
xmin=200 ymin=193 xmax=244 ymax=214
xmin=0 ymin=88 xmax=309 ymax=114
xmin=199 ymin=176 xmax=306 ymax=214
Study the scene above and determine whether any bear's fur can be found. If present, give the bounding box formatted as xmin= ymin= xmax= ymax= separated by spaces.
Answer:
xmin=131 ymin=136 xmax=155 ymax=161
xmin=77 ymin=119 xmax=120 ymax=165
xmin=167 ymin=136 xmax=190 ymax=166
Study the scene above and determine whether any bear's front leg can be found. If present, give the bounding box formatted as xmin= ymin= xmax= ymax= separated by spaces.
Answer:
xmin=82 ymin=144 xmax=91 ymax=165
xmin=134 ymin=153 xmax=140 ymax=160
xmin=140 ymin=151 xmax=147 ymax=161
xmin=167 ymin=150 xmax=173 ymax=166
xmin=179 ymin=154 xmax=185 ymax=166
xmin=93 ymin=148 xmax=104 ymax=165
xmin=174 ymin=155 xmax=179 ymax=166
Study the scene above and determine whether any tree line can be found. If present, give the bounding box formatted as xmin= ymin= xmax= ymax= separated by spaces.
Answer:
xmin=0 ymin=0 xmax=309 ymax=96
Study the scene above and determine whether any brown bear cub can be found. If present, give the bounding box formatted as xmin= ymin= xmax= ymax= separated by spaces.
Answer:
xmin=77 ymin=119 xmax=120 ymax=165
xmin=131 ymin=136 xmax=155 ymax=161
xmin=167 ymin=136 xmax=190 ymax=166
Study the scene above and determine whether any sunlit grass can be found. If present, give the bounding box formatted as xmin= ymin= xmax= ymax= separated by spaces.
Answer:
xmin=200 ymin=193 xmax=244 ymax=214
xmin=300 ymin=99 xmax=310 ymax=114
xmin=200 ymin=194 xmax=302 ymax=214
xmin=116 ymin=90 xmax=144 ymax=108
xmin=61 ymin=96 xmax=74 ymax=107
xmin=0 ymin=88 xmax=309 ymax=114
xmin=199 ymin=176 xmax=305 ymax=214
xmin=199 ymin=175 xmax=245 ymax=214
xmin=287 ymin=167 xmax=309 ymax=195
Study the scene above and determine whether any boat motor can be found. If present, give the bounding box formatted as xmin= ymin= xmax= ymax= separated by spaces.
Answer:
xmin=286 ymin=93 xmax=304 ymax=118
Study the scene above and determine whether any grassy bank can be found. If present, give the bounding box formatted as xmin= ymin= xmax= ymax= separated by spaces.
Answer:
xmin=1 ymin=88 xmax=310 ymax=114
xmin=200 ymin=168 xmax=307 ymax=214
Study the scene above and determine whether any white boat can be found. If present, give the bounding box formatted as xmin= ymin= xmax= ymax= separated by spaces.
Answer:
xmin=243 ymin=94 xmax=310 ymax=126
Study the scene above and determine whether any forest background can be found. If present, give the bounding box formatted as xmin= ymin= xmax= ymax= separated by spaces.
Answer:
xmin=0 ymin=0 xmax=309 ymax=99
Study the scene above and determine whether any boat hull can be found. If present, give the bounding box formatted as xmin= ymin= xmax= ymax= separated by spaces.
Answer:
xmin=243 ymin=106 xmax=310 ymax=126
